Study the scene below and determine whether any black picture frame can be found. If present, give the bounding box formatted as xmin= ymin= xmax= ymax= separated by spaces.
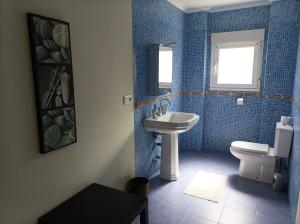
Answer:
xmin=27 ymin=13 xmax=77 ymax=153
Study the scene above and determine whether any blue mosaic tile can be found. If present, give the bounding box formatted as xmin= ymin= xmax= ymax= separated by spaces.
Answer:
xmin=208 ymin=5 xmax=271 ymax=32
xmin=259 ymin=99 xmax=292 ymax=145
xmin=289 ymin=106 xmax=300 ymax=224
xmin=289 ymin=1 xmax=300 ymax=222
xmin=180 ymin=96 xmax=205 ymax=151
xmin=183 ymin=12 xmax=208 ymax=92
xmin=202 ymin=96 xmax=262 ymax=151
xmin=264 ymin=8 xmax=299 ymax=96
xmin=205 ymin=5 xmax=271 ymax=92
xmin=133 ymin=0 xmax=185 ymax=177
xmin=200 ymin=6 xmax=271 ymax=152
xmin=133 ymin=0 xmax=185 ymax=103
xmin=133 ymin=4 xmax=300 ymax=218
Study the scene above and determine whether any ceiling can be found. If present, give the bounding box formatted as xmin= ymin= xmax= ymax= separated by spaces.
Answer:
xmin=167 ymin=0 xmax=273 ymax=12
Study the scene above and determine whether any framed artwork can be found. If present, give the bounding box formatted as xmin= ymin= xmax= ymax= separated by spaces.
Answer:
xmin=27 ymin=13 xmax=77 ymax=153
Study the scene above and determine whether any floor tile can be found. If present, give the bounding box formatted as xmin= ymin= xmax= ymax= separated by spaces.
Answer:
xmin=144 ymin=151 xmax=290 ymax=224
xmin=148 ymin=194 xmax=164 ymax=213
xmin=255 ymin=213 xmax=291 ymax=224
xmin=225 ymin=190 xmax=257 ymax=212
xmin=150 ymin=205 xmax=186 ymax=224
xmin=188 ymin=199 xmax=224 ymax=222
xmin=226 ymin=175 xmax=262 ymax=196
xmin=182 ymin=213 xmax=217 ymax=224
xmin=217 ymin=187 xmax=230 ymax=205
xmin=219 ymin=207 xmax=255 ymax=224
xmin=256 ymin=197 xmax=290 ymax=220
xmin=164 ymin=192 xmax=191 ymax=210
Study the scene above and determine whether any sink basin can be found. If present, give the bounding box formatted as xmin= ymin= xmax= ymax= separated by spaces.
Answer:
xmin=143 ymin=112 xmax=199 ymax=134
xmin=143 ymin=111 xmax=199 ymax=181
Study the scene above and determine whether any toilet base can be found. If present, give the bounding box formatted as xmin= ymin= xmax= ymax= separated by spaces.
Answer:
xmin=239 ymin=159 xmax=276 ymax=184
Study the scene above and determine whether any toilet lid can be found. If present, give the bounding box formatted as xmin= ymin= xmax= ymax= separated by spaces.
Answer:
xmin=231 ymin=141 xmax=269 ymax=154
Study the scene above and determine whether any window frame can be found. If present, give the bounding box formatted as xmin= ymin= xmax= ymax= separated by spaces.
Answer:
xmin=210 ymin=29 xmax=265 ymax=92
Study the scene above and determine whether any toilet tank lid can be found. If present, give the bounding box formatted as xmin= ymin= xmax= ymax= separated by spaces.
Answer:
xmin=276 ymin=122 xmax=293 ymax=133
xmin=231 ymin=141 xmax=269 ymax=154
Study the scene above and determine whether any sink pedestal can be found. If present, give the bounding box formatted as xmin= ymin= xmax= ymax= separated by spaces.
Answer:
xmin=160 ymin=133 xmax=179 ymax=181
xmin=143 ymin=111 xmax=199 ymax=181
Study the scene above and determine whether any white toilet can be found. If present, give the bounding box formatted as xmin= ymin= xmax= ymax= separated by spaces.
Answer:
xmin=230 ymin=122 xmax=293 ymax=184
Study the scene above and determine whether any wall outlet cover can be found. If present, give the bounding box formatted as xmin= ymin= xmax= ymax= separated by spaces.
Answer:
xmin=123 ymin=95 xmax=133 ymax=105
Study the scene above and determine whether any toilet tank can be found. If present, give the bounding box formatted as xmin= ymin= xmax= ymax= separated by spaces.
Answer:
xmin=274 ymin=122 xmax=293 ymax=158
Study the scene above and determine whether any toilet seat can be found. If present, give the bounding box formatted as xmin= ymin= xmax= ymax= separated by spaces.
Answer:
xmin=231 ymin=141 xmax=269 ymax=154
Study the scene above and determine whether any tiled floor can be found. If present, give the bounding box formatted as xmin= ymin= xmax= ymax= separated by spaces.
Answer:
xmin=133 ymin=150 xmax=291 ymax=224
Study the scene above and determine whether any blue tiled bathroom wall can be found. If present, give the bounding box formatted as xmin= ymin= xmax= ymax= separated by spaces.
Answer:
xmin=202 ymin=6 xmax=271 ymax=151
xmin=179 ymin=12 xmax=208 ymax=151
xmin=263 ymin=1 xmax=300 ymax=96
xmin=203 ymin=96 xmax=262 ymax=151
xmin=290 ymin=105 xmax=300 ymax=224
xmin=289 ymin=1 xmax=300 ymax=221
xmin=133 ymin=0 xmax=185 ymax=177
xmin=179 ymin=3 xmax=297 ymax=152
xmin=259 ymin=0 xmax=300 ymax=144
xmin=133 ymin=0 xmax=300 ymax=180
xmin=204 ymin=5 xmax=271 ymax=92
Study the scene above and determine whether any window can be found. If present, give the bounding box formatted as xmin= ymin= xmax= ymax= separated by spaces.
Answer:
xmin=210 ymin=29 xmax=265 ymax=91
xmin=159 ymin=46 xmax=173 ymax=89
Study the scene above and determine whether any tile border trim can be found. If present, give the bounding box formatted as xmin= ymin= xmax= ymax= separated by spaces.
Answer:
xmin=135 ymin=92 xmax=182 ymax=109
xmin=135 ymin=91 xmax=292 ymax=109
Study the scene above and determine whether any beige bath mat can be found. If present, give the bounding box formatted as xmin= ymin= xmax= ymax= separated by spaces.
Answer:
xmin=184 ymin=171 xmax=227 ymax=203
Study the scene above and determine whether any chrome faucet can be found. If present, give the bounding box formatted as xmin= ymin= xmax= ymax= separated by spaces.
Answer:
xmin=159 ymin=98 xmax=171 ymax=115
xmin=152 ymin=104 xmax=160 ymax=119
xmin=152 ymin=99 xmax=171 ymax=119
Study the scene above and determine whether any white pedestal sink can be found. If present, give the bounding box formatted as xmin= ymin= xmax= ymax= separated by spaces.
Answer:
xmin=143 ymin=112 xmax=199 ymax=181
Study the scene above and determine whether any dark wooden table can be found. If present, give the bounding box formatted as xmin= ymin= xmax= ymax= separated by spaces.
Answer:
xmin=38 ymin=183 xmax=148 ymax=224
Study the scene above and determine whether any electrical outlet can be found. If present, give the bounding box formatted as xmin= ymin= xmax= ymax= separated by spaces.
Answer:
xmin=123 ymin=95 xmax=133 ymax=105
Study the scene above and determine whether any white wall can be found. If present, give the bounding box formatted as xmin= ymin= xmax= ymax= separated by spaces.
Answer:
xmin=0 ymin=0 xmax=135 ymax=223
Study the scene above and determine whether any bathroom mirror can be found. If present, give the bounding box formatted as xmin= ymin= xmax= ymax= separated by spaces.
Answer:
xmin=147 ymin=44 xmax=173 ymax=96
